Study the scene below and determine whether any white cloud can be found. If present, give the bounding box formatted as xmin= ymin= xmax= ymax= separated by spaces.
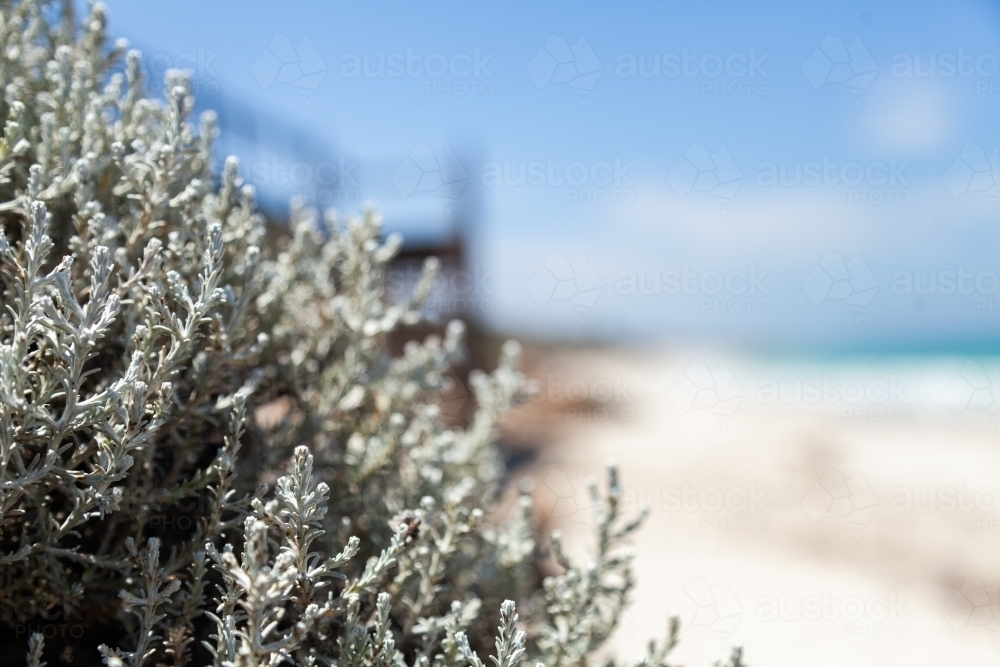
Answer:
xmin=862 ymin=78 xmax=956 ymax=152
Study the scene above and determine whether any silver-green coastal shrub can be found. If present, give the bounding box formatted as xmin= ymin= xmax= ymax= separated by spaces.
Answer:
xmin=0 ymin=2 xmax=746 ymax=667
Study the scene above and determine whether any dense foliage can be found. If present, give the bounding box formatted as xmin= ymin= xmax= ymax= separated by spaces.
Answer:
xmin=0 ymin=3 xmax=745 ymax=667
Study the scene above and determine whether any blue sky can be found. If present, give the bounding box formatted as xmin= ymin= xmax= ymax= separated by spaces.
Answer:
xmin=102 ymin=0 xmax=1000 ymax=352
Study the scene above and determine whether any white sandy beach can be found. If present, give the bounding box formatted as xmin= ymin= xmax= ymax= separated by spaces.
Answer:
xmin=516 ymin=348 xmax=1000 ymax=666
